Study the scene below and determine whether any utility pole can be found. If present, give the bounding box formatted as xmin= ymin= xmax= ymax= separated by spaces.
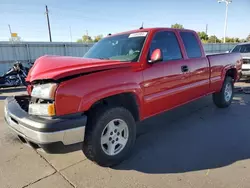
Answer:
xmin=218 ymin=0 xmax=232 ymax=43
xmin=205 ymin=24 xmax=208 ymax=35
xmin=86 ymin=30 xmax=89 ymax=43
xmin=45 ymin=5 xmax=52 ymax=42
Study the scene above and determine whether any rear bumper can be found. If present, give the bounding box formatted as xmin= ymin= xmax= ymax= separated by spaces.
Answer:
xmin=4 ymin=96 xmax=87 ymax=151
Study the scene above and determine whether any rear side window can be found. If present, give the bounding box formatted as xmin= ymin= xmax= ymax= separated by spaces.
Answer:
xmin=150 ymin=31 xmax=182 ymax=61
xmin=180 ymin=32 xmax=202 ymax=58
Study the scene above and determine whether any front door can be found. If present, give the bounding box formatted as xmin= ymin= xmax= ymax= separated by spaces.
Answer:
xmin=143 ymin=30 xmax=191 ymax=118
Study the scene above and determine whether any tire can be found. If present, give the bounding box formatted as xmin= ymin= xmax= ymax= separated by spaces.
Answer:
xmin=213 ymin=76 xmax=234 ymax=108
xmin=82 ymin=106 xmax=136 ymax=167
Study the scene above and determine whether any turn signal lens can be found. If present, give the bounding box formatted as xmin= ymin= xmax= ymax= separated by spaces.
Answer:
xmin=48 ymin=103 xmax=56 ymax=116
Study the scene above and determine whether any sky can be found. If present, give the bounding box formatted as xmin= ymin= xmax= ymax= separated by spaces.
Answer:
xmin=0 ymin=0 xmax=249 ymax=42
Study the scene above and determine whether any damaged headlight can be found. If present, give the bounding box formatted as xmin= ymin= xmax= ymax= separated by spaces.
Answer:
xmin=29 ymin=83 xmax=57 ymax=116
xmin=31 ymin=83 xmax=57 ymax=100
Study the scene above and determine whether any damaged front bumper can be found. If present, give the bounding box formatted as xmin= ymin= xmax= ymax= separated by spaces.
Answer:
xmin=4 ymin=96 xmax=87 ymax=152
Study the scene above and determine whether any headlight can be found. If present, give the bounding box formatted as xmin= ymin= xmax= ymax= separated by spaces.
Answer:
xmin=29 ymin=103 xmax=55 ymax=116
xmin=31 ymin=83 xmax=57 ymax=99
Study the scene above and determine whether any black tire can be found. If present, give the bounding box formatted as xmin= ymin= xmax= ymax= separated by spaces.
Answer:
xmin=82 ymin=106 xmax=136 ymax=167
xmin=213 ymin=76 xmax=234 ymax=108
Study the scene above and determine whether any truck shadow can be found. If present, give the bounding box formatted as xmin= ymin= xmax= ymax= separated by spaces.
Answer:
xmin=115 ymin=95 xmax=250 ymax=174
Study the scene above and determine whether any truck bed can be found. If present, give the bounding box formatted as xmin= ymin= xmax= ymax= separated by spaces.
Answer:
xmin=206 ymin=52 xmax=242 ymax=91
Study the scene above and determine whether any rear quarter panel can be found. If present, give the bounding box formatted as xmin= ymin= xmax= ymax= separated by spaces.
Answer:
xmin=207 ymin=52 xmax=242 ymax=92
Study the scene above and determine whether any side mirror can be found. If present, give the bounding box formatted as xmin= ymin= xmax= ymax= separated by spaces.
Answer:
xmin=148 ymin=49 xmax=163 ymax=64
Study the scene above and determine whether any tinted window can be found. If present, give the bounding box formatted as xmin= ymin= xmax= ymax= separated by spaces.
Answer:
xmin=150 ymin=31 xmax=182 ymax=61
xmin=232 ymin=44 xmax=250 ymax=53
xmin=180 ymin=32 xmax=202 ymax=58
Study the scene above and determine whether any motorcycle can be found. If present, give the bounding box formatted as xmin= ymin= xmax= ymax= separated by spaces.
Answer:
xmin=0 ymin=62 xmax=30 ymax=88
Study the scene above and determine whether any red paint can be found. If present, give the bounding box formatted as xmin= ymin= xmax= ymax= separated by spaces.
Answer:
xmin=26 ymin=28 xmax=242 ymax=120
xmin=26 ymin=56 xmax=131 ymax=82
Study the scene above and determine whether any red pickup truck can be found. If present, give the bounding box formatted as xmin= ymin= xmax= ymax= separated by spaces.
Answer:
xmin=4 ymin=28 xmax=242 ymax=167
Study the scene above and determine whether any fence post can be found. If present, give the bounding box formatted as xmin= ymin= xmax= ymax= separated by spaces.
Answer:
xmin=25 ymin=43 xmax=31 ymax=62
xmin=64 ymin=44 xmax=67 ymax=56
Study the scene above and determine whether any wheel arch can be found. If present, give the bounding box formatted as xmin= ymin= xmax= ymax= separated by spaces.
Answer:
xmin=225 ymin=68 xmax=237 ymax=82
xmin=84 ymin=92 xmax=142 ymax=122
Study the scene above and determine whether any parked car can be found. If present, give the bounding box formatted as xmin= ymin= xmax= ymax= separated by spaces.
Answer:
xmin=4 ymin=27 xmax=242 ymax=167
xmin=230 ymin=42 xmax=250 ymax=78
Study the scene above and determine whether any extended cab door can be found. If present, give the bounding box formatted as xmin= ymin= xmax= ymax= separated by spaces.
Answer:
xmin=178 ymin=31 xmax=210 ymax=100
xmin=143 ymin=30 xmax=191 ymax=117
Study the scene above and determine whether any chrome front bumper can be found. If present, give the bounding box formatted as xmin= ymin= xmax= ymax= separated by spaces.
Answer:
xmin=4 ymin=96 xmax=87 ymax=150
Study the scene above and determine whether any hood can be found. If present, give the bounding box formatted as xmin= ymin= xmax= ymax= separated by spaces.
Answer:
xmin=26 ymin=55 xmax=131 ymax=82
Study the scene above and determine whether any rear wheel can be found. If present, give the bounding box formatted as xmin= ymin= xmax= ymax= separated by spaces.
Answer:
xmin=82 ymin=106 xmax=136 ymax=167
xmin=213 ymin=76 xmax=234 ymax=108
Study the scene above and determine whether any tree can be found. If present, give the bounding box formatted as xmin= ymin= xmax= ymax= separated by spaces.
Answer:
xmin=76 ymin=35 xmax=93 ymax=43
xmin=247 ymin=34 xmax=250 ymax=42
xmin=224 ymin=37 xmax=240 ymax=43
xmin=171 ymin=23 xmax=184 ymax=29
xmin=93 ymin=35 xmax=103 ymax=42
xmin=240 ymin=39 xmax=247 ymax=43
xmin=207 ymin=35 xmax=221 ymax=43
xmin=234 ymin=38 xmax=240 ymax=43
xmin=197 ymin=31 xmax=208 ymax=41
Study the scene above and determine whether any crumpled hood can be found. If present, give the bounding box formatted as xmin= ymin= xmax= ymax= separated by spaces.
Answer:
xmin=26 ymin=55 xmax=131 ymax=82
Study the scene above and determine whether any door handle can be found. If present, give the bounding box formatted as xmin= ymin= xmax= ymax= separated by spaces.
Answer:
xmin=181 ymin=65 xmax=189 ymax=73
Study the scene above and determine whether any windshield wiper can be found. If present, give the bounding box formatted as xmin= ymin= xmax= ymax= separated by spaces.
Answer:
xmin=98 ymin=57 xmax=110 ymax=60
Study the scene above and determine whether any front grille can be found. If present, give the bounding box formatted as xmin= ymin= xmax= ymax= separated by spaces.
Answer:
xmin=243 ymin=59 xmax=250 ymax=64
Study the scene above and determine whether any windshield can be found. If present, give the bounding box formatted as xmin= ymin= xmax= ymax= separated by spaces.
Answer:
xmin=231 ymin=44 xmax=250 ymax=53
xmin=84 ymin=32 xmax=147 ymax=62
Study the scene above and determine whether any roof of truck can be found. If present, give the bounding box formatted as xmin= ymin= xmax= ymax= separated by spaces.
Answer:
xmin=106 ymin=27 xmax=195 ymax=37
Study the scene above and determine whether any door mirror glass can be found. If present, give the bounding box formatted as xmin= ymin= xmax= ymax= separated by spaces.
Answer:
xmin=149 ymin=49 xmax=163 ymax=63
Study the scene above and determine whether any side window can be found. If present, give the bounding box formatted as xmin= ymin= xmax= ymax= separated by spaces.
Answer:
xmin=180 ymin=32 xmax=202 ymax=58
xmin=150 ymin=31 xmax=182 ymax=61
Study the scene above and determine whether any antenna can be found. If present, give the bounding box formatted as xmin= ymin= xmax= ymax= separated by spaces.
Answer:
xmin=139 ymin=22 xmax=144 ymax=29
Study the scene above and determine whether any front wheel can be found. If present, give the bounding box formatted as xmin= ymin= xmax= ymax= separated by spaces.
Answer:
xmin=213 ymin=76 xmax=234 ymax=108
xmin=82 ymin=106 xmax=136 ymax=167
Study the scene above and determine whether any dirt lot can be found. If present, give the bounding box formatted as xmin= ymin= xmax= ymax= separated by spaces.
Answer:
xmin=1 ymin=82 xmax=250 ymax=188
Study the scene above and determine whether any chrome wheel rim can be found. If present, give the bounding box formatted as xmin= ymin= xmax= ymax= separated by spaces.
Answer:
xmin=101 ymin=119 xmax=129 ymax=156
xmin=224 ymin=83 xmax=233 ymax=102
